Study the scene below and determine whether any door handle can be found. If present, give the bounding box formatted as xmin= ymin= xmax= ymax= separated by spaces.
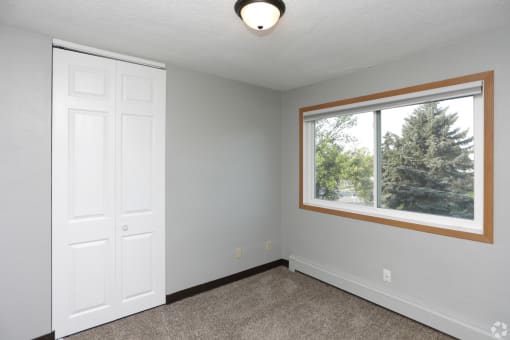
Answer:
xmin=121 ymin=225 xmax=128 ymax=231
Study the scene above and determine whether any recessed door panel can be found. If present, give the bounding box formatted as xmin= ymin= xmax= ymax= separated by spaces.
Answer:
xmin=71 ymin=240 xmax=109 ymax=315
xmin=69 ymin=66 xmax=108 ymax=98
xmin=121 ymin=115 xmax=153 ymax=214
xmin=122 ymin=75 xmax=153 ymax=102
xmin=69 ymin=110 xmax=107 ymax=219
xmin=121 ymin=233 xmax=153 ymax=300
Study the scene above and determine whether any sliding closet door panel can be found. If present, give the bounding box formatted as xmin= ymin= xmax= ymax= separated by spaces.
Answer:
xmin=115 ymin=61 xmax=166 ymax=316
xmin=52 ymin=49 xmax=116 ymax=338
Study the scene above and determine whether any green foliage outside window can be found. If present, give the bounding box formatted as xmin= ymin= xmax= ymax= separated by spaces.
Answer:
xmin=314 ymin=102 xmax=474 ymax=219
xmin=314 ymin=115 xmax=374 ymax=204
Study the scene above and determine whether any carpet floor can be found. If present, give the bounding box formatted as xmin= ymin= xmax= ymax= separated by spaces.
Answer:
xmin=68 ymin=266 xmax=453 ymax=340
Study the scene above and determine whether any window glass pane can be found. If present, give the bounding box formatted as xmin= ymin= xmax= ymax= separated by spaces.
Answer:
xmin=380 ymin=97 xmax=475 ymax=219
xmin=314 ymin=112 xmax=374 ymax=206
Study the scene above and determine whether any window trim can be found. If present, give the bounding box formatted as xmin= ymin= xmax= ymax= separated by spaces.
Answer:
xmin=299 ymin=71 xmax=494 ymax=243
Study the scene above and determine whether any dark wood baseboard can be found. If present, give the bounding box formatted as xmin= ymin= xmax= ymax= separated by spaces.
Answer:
xmin=166 ymin=259 xmax=289 ymax=304
xmin=32 ymin=331 xmax=55 ymax=340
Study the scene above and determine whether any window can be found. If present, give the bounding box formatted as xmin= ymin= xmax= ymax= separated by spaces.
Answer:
xmin=299 ymin=72 xmax=494 ymax=243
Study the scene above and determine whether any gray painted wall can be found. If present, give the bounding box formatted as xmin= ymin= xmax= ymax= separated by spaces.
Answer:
xmin=281 ymin=26 xmax=510 ymax=334
xmin=165 ymin=65 xmax=282 ymax=293
xmin=0 ymin=26 xmax=52 ymax=339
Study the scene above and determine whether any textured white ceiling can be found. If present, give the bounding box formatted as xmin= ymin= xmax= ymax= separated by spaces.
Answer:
xmin=1 ymin=0 xmax=510 ymax=90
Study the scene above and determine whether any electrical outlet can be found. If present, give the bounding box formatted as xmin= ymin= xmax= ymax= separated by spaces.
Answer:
xmin=383 ymin=268 xmax=392 ymax=283
xmin=265 ymin=240 xmax=272 ymax=251
xmin=235 ymin=247 xmax=242 ymax=259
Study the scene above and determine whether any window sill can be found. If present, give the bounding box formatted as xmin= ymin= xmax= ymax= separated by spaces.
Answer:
xmin=300 ymin=201 xmax=493 ymax=244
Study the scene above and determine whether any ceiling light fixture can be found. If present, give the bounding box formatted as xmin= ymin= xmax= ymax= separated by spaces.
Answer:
xmin=234 ymin=0 xmax=286 ymax=31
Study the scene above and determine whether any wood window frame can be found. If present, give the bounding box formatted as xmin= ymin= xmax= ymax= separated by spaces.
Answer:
xmin=299 ymin=71 xmax=494 ymax=243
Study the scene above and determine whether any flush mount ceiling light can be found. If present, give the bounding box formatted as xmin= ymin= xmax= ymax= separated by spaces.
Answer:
xmin=234 ymin=0 xmax=286 ymax=31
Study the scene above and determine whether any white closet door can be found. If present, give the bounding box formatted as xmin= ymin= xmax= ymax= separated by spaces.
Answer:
xmin=115 ymin=60 xmax=166 ymax=317
xmin=52 ymin=49 xmax=117 ymax=337
xmin=52 ymin=48 xmax=166 ymax=338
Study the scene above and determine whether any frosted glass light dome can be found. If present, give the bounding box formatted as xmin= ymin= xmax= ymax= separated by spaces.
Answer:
xmin=235 ymin=0 xmax=286 ymax=31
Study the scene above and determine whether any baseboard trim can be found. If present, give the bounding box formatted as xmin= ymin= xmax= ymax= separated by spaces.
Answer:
xmin=289 ymin=255 xmax=493 ymax=340
xmin=166 ymin=259 xmax=289 ymax=304
xmin=32 ymin=331 xmax=55 ymax=340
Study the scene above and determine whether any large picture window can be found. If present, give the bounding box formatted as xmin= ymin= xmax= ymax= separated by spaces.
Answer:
xmin=299 ymin=72 xmax=493 ymax=243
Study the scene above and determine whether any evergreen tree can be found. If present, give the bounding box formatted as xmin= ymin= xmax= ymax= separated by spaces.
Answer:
xmin=381 ymin=102 xmax=474 ymax=219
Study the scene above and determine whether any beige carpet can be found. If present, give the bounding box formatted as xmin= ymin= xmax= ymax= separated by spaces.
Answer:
xmin=68 ymin=266 xmax=453 ymax=340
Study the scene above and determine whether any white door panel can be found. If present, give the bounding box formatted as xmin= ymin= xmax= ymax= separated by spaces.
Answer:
xmin=53 ymin=48 xmax=165 ymax=338
xmin=115 ymin=61 xmax=166 ymax=317
xmin=53 ymin=49 xmax=117 ymax=338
